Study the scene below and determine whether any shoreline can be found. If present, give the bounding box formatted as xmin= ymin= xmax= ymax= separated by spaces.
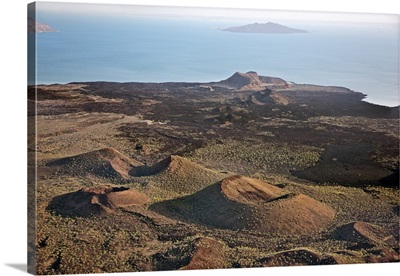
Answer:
xmin=30 ymin=79 xmax=399 ymax=108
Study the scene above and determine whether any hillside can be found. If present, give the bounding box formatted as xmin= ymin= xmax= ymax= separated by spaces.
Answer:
xmin=47 ymin=147 xmax=143 ymax=181
xmin=132 ymin=155 xmax=225 ymax=198
xmin=151 ymin=175 xmax=336 ymax=235
xmin=48 ymin=185 xmax=151 ymax=217
xmin=211 ymin=71 xmax=288 ymax=91
xmin=31 ymin=72 xmax=399 ymax=274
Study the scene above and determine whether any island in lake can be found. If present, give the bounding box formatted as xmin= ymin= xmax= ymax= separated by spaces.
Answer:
xmin=28 ymin=71 xmax=399 ymax=274
xmin=223 ymin=22 xmax=308 ymax=34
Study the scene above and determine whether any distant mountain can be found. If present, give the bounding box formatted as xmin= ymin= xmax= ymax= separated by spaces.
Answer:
xmin=28 ymin=17 xmax=57 ymax=33
xmin=209 ymin=71 xmax=288 ymax=91
xmin=223 ymin=22 xmax=308 ymax=34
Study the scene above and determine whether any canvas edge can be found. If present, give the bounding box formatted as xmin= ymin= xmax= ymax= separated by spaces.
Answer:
xmin=27 ymin=2 xmax=37 ymax=275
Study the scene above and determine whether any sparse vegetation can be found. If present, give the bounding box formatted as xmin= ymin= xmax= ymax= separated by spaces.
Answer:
xmin=30 ymin=80 xmax=399 ymax=274
xmin=187 ymin=139 xmax=322 ymax=173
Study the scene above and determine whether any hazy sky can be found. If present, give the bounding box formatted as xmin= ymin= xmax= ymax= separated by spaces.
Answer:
xmin=35 ymin=1 xmax=399 ymax=26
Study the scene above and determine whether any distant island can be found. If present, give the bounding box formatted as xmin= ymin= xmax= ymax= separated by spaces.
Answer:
xmin=28 ymin=17 xmax=57 ymax=33
xmin=222 ymin=22 xmax=308 ymax=34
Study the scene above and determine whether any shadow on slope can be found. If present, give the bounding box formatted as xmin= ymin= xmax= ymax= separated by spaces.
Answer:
xmin=131 ymin=155 xmax=225 ymax=196
xmin=259 ymin=248 xmax=337 ymax=266
xmin=47 ymin=147 xmax=142 ymax=182
xmin=151 ymin=175 xmax=335 ymax=235
xmin=333 ymin=221 xmax=399 ymax=262
xmin=47 ymin=185 xmax=150 ymax=217
xmin=152 ymin=237 xmax=227 ymax=271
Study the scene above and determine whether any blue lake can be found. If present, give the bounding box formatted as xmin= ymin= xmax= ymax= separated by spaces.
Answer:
xmin=33 ymin=12 xmax=399 ymax=107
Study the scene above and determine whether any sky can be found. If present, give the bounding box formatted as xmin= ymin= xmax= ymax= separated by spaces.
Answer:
xmin=34 ymin=1 xmax=399 ymax=26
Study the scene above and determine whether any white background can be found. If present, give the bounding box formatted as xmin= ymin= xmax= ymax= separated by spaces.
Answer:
xmin=0 ymin=0 xmax=399 ymax=275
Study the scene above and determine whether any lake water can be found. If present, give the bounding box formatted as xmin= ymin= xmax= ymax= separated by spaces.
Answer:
xmin=32 ymin=11 xmax=399 ymax=107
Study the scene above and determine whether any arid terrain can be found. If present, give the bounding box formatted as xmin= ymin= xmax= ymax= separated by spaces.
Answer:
xmin=28 ymin=72 xmax=399 ymax=274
